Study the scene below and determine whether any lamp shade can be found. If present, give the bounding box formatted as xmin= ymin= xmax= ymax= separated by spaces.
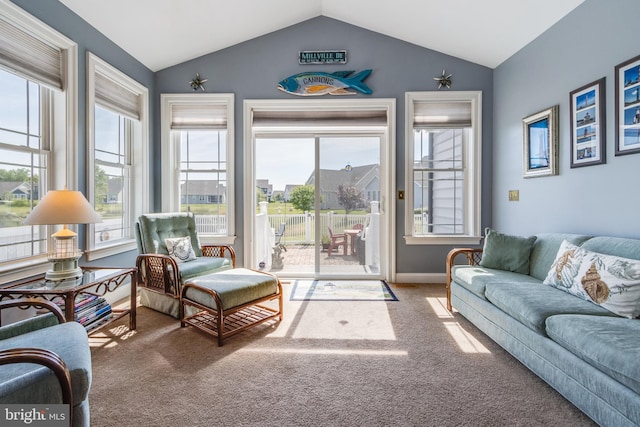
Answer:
xmin=23 ymin=189 xmax=102 ymax=225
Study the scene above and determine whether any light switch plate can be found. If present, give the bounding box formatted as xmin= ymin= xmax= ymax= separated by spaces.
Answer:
xmin=508 ymin=190 xmax=519 ymax=201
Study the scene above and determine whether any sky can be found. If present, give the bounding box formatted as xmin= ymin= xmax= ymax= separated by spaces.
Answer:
xmin=255 ymin=137 xmax=380 ymax=192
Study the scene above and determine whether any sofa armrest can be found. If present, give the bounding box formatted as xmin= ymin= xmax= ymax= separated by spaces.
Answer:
xmin=201 ymin=245 xmax=236 ymax=268
xmin=136 ymin=253 xmax=181 ymax=297
xmin=446 ymin=248 xmax=483 ymax=311
xmin=0 ymin=299 xmax=66 ymax=340
xmin=0 ymin=347 xmax=73 ymax=420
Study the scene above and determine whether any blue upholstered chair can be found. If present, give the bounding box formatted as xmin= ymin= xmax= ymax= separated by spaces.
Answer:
xmin=135 ymin=212 xmax=236 ymax=318
xmin=0 ymin=299 xmax=92 ymax=427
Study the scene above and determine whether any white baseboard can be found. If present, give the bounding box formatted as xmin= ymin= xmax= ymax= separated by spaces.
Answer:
xmin=393 ymin=272 xmax=446 ymax=284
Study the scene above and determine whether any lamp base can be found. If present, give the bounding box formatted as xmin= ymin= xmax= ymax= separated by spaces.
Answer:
xmin=45 ymin=256 xmax=83 ymax=282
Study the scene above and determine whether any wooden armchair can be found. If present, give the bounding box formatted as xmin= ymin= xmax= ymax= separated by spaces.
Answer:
xmin=0 ymin=299 xmax=92 ymax=426
xmin=327 ymin=227 xmax=347 ymax=256
xmin=135 ymin=212 xmax=236 ymax=318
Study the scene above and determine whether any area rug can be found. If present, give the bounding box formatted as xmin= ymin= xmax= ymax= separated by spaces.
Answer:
xmin=290 ymin=279 xmax=398 ymax=301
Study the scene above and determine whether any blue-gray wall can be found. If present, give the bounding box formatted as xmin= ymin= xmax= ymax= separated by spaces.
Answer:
xmin=10 ymin=0 xmax=155 ymax=267
xmin=155 ymin=16 xmax=494 ymax=273
xmin=493 ymin=0 xmax=640 ymax=239
xmin=10 ymin=2 xmax=496 ymax=275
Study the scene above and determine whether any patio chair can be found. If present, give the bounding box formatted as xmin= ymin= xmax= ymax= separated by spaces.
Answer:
xmin=327 ymin=227 xmax=347 ymax=256
xmin=135 ymin=212 xmax=236 ymax=318
xmin=274 ymin=222 xmax=286 ymax=251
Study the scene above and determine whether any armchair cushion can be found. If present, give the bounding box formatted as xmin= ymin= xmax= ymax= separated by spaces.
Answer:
xmin=0 ymin=321 xmax=91 ymax=406
xmin=137 ymin=212 xmax=203 ymax=257
xmin=0 ymin=313 xmax=60 ymax=341
xmin=178 ymin=256 xmax=233 ymax=281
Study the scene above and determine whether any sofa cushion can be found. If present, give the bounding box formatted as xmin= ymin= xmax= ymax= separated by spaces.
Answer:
xmin=484 ymin=282 xmax=614 ymax=335
xmin=0 ymin=322 xmax=91 ymax=405
xmin=177 ymin=256 xmax=233 ymax=282
xmin=479 ymin=228 xmax=537 ymax=274
xmin=546 ymin=314 xmax=640 ymax=395
xmin=528 ymin=233 xmax=592 ymax=281
xmin=581 ymin=236 xmax=640 ymax=260
xmin=452 ymin=265 xmax=540 ymax=300
xmin=545 ymin=241 xmax=640 ymax=318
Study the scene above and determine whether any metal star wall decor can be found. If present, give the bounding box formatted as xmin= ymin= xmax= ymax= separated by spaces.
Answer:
xmin=189 ymin=73 xmax=208 ymax=91
xmin=434 ymin=69 xmax=453 ymax=89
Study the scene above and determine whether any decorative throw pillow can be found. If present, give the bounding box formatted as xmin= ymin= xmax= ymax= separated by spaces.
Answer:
xmin=543 ymin=240 xmax=585 ymax=290
xmin=165 ymin=236 xmax=197 ymax=264
xmin=545 ymin=240 xmax=640 ymax=318
xmin=478 ymin=228 xmax=537 ymax=274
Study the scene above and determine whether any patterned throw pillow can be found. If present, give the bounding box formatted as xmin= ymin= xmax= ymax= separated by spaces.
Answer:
xmin=543 ymin=240 xmax=584 ymax=290
xmin=544 ymin=240 xmax=640 ymax=318
xmin=165 ymin=236 xmax=197 ymax=264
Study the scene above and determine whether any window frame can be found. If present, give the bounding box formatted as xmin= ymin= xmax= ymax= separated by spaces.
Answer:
xmin=85 ymin=52 xmax=149 ymax=260
xmin=160 ymin=93 xmax=235 ymax=245
xmin=404 ymin=91 xmax=482 ymax=245
xmin=0 ymin=1 xmax=77 ymax=283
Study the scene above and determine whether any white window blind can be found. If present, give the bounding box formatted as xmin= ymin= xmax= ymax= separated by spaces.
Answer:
xmin=413 ymin=102 xmax=471 ymax=128
xmin=95 ymin=73 xmax=140 ymax=120
xmin=252 ymin=109 xmax=387 ymax=128
xmin=0 ymin=18 xmax=63 ymax=90
xmin=171 ymin=104 xmax=227 ymax=129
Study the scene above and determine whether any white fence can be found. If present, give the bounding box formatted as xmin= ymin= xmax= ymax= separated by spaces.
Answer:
xmin=194 ymin=212 xmax=370 ymax=244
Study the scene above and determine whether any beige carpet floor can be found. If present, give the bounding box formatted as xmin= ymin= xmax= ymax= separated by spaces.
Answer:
xmin=88 ymin=283 xmax=595 ymax=426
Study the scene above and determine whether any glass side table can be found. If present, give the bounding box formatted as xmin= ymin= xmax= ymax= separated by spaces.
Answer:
xmin=0 ymin=267 xmax=136 ymax=334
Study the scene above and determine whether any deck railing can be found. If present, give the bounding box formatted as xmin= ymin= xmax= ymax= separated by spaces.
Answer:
xmin=193 ymin=212 xmax=369 ymax=243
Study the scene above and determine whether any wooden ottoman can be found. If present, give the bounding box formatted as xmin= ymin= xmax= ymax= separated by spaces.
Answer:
xmin=180 ymin=268 xmax=283 ymax=346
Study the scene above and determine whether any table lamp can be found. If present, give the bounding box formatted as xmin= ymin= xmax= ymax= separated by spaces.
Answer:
xmin=23 ymin=188 xmax=102 ymax=281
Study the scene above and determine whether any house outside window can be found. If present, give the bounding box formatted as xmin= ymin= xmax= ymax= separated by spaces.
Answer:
xmin=86 ymin=53 xmax=148 ymax=260
xmin=0 ymin=1 xmax=77 ymax=281
xmin=161 ymin=93 xmax=235 ymax=244
xmin=404 ymin=91 xmax=482 ymax=245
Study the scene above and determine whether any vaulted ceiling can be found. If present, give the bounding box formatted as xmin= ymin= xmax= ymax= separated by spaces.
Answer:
xmin=59 ymin=0 xmax=584 ymax=72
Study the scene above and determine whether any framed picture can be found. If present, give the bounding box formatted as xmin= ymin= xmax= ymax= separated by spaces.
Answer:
xmin=615 ymin=54 xmax=640 ymax=156
xmin=522 ymin=105 xmax=559 ymax=178
xmin=570 ymin=78 xmax=606 ymax=167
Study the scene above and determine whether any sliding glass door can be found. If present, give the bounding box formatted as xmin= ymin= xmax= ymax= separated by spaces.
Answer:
xmin=253 ymin=134 xmax=384 ymax=279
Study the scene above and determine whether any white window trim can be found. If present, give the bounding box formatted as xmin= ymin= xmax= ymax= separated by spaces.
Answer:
xmin=85 ymin=52 xmax=148 ymax=260
xmin=160 ymin=93 xmax=235 ymax=245
xmin=404 ymin=91 xmax=482 ymax=245
xmin=243 ymin=98 xmax=396 ymax=280
xmin=0 ymin=0 xmax=78 ymax=283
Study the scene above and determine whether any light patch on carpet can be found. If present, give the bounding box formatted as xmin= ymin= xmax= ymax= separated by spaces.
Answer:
xmin=238 ymin=347 xmax=408 ymax=356
xmin=290 ymin=280 xmax=398 ymax=301
xmin=426 ymin=297 xmax=454 ymax=319
xmin=444 ymin=322 xmax=491 ymax=354
xmin=269 ymin=290 xmax=397 ymax=340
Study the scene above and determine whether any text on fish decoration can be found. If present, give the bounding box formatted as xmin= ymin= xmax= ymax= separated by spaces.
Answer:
xmin=277 ymin=70 xmax=373 ymax=97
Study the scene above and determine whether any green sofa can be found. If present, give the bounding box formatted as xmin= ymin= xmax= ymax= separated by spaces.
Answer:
xmin=135 ymin=212 xmax=236 ymax=318
xmin=0 ymin=299 xmax=92 ymax=427
xmin=447 ymin=232 xmax=640 ymax=427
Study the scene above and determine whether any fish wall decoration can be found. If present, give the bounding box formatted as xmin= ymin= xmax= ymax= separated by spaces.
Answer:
xmin=277 ymin=70 xmax=372 ymax=96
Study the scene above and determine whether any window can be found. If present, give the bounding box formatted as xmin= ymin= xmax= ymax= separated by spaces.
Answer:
xmin=0 ymin=1 xmax=77 ymax=281
xmin=86 ymin=53 xmax=148 ymax=259
xmin=161 ymin=94 xmax=235 ymax=244
xmin=404 ymin=91 xmax=482 ymax=245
